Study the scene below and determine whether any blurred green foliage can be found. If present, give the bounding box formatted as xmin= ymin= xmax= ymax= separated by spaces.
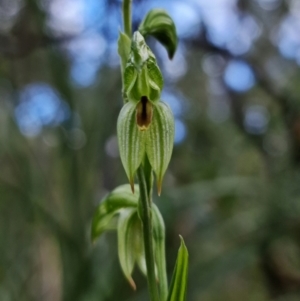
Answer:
xmin=1 ymin=0 xmax=300 ymax=301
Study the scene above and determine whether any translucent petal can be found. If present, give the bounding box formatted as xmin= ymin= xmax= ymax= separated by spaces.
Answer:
xmin=117 ymin=101 xmax=146 ymax=191
xmin=118 ymin=209 xmax=138 ymax=290
xmin=145 ymin=101 xmax=174 ymax=195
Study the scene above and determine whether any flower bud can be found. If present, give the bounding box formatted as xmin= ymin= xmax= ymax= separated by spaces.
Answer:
xmin=123 ymin=31 xmax=163 ymax=103
xmin=91 ymin=184 xmax=138 ymax=242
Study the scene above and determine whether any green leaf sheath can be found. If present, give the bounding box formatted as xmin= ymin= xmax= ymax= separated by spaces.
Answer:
xmin=118 ymin=209 xmax=138 ymax=290
xmin=167 ymin=236 xmax=189 ymax=301
xmin=91 ymin=184 xmax=138 ymax=241
xmin=145 ymin=101 xmax=175 ymax=195
xmin=152 ymin=204 xmax=168 ymax=301
xmin=139 ymin=9 xmax=178 ymax=59
xmin=117 ymin=102 xmax=146 ymax=191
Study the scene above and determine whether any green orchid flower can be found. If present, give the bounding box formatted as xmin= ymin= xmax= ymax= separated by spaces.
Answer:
xmin=91 ymin=185 xmax=166 ymax=290
xmin=117 ymin=31 xmax=175 ymax=195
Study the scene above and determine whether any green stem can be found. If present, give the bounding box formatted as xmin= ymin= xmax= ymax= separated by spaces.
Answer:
xmin=143 ymin=154 xmax=153 ymax=197
xmin=123 ymin=0 xmax=132 ymax=37
xmin=137 ymin=166 xmax=160 ymax=301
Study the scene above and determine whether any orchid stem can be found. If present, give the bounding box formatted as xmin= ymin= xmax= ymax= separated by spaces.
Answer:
xmin=123 ymin=0 xmax=132 ymax=37
xmin=137 ymin=166 xmax=160 ymax=301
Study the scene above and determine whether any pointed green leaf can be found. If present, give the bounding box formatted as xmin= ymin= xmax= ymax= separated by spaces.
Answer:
xmin=152 ymin=204 xmax=168 ymax=301
xmin=167 ymin=236 xmax=189 ymax=301
xmin=145 ymin=101 xmax=175 ymax=195
xmin=118 ymin=209 xmax=138 ymax=290
xmin=139 ymin=9 xmax=178 ymax=59
xmin=118 ymin=31 xmax=132 ymax=72
xmin=117 ymin=101 xmax=146 ymax=190
xmin=91 ymin=184 xmax=139 ymax=242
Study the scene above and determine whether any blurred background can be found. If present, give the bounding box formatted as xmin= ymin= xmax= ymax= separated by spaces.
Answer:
xmin=2 ymin=0 xmax=300 ymax=300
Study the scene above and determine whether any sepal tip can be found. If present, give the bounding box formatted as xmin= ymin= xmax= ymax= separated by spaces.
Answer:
xmin=157 ymin=180 xmax=162 ymax=196
xmin=129 ymin=277 xmax=137 ymax=291
xmin=130 ymin=179 xmax=135 ymax=193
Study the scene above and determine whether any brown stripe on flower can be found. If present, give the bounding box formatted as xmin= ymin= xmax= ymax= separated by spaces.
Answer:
xmin=136 ymin=96 xmax=153 ymax=131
